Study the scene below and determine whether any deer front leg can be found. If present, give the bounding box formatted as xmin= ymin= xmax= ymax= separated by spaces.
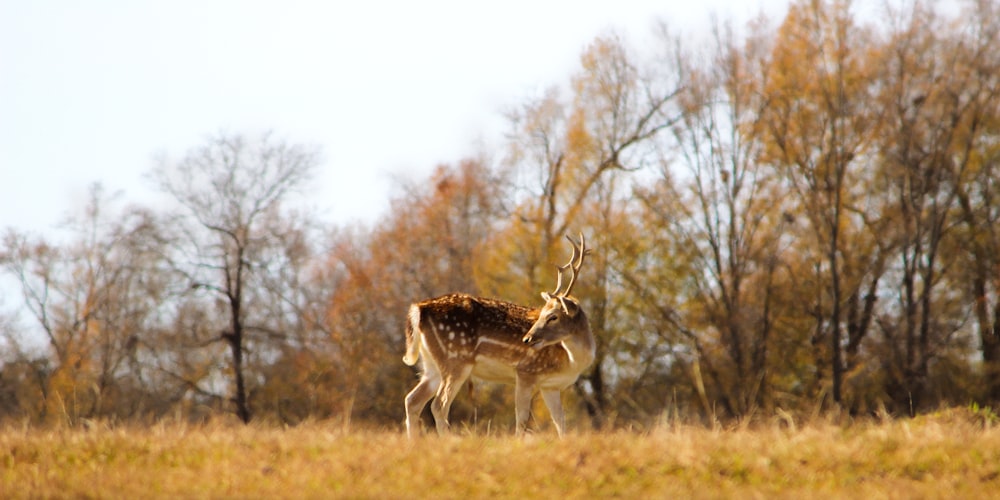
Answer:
xmin=540 ymin=389 xmax=565 ymax=437
xmin=514 ymin=375 xmax=535 ymax=436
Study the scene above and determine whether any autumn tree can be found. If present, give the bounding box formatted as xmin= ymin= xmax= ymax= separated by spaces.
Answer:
xmin=8 ymin=2 xmax=1000 ymax=429
xmin=497 ymin=33 xmax=685 ymax=426
xmin=758 ymin=0 xmax=887 ymax=408
xmin=0 ymin=184 xmax=170 ymax=423
xmin=939 ymin=0 xmax=1000 ymax=405
xmin=850 ymin=0 xmax=984 ymax=414
xmin=150 ymin=131 xmax=320 ymax=424
xmin=630 ymin=17 xmax=810 ymax=419
xmin=322 ymin=158 xmax=511 ymax=426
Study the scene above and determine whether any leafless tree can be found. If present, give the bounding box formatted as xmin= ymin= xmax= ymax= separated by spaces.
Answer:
xmin=150 ymin=131 xmax=320 ymax=423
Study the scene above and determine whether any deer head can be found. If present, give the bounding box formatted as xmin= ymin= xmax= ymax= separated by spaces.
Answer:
xmin=522 ymin=233 xmax=590 ymax=350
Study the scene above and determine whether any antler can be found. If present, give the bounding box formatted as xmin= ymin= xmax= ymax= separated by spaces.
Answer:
xmin=549 ymin=233 xmax=589 ymax=297
xmin=561 ymin=233 xmax=588 ymax=297
xmin=549 ymin=251 xmax=575 ymax=297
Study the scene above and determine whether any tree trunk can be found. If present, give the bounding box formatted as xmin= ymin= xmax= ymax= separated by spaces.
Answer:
xmin=229 ymin=256 xmax=251 ymax=424
xmin=228 ymin=329 xmax=251 ymax=424
xmin=829 ymin=246 xmax=844 ymax=405
xmin=976 ymin=277 xmax=1000 ymax=404
xmin=578 ymin=361 xmax=607 ymax=429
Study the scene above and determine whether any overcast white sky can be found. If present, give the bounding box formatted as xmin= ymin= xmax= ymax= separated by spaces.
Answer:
xmin=1 ymin=0 xmax=789 ymax=235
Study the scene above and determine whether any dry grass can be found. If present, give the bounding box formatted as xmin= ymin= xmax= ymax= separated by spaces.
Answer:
xmin=2 ymin=408 xmax=1000 ymax=498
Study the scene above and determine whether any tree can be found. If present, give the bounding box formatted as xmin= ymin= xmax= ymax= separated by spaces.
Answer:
xmin=1 ymin=184 xmax=169 ymax=423
xmin=759 ymin=0 xmax=884 ymax=407
xmin=631 ymin=17 xmax=805 ymax=418
xmin=859 ymin=0 xmax=982 ymax=414
xmin=250 ymin=210 xmax=336 ymax=424
xmin=499 ymin=33 xmax=684 ymax=426
xmin=150 ymin=131 xmax=320 ymax=424
xmin=320 ymin=158 xmax=511 ymax=426
xmin=940 ymin=0 xmax=1000 ymax=405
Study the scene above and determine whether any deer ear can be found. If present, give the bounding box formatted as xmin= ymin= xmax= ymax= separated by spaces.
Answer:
xmin=541 ymin=292 xmax=553 ymax=302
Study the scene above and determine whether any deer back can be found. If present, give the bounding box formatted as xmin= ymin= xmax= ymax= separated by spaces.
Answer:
xmin=404 ymin=293 xmax=538 ymax=366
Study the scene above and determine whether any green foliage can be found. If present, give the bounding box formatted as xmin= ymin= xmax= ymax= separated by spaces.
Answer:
xmin=967 ymin=403 xmax=1000 ymax=427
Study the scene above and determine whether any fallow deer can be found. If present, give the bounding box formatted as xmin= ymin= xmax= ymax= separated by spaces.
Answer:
xmin=403 ymin=234 xmax=594 ymax=437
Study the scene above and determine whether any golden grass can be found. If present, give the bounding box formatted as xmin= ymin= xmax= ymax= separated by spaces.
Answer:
xmin=2 ymin=408 xmax=1000 ymax=499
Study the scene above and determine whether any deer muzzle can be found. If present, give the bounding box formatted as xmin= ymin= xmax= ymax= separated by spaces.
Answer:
xmin=522 ymin=331 xmax=545 ymax=349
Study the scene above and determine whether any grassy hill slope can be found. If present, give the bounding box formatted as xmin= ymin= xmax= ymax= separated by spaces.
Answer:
xmin=3 ymin=408 xmax=999 ymax=498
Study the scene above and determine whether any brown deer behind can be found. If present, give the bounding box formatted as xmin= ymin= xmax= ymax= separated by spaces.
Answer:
xmin=403 ymin=234 xmax=594 ymax=437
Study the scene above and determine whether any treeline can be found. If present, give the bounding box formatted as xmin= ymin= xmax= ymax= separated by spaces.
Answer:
xmin=3 ymin=0 xmax=1000 ymax=429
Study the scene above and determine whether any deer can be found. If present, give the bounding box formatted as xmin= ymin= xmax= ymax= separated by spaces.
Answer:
xmin=402 ymin=233 xmax=594 ymax=438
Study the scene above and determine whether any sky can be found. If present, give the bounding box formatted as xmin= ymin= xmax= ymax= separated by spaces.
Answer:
xmin=0 ymin=0 xmax=790 ymax=235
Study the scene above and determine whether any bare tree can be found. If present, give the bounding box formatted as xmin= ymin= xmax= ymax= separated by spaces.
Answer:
xmin=150 ymin=131 xmax=320 ymax=423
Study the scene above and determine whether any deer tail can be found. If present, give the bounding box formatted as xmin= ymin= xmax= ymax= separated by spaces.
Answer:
xmin=402 ymin=304 xmax=421 ymax=366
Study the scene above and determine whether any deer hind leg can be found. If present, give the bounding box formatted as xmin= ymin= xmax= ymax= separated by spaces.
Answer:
xmin=405 ymin=368 xmax=440 ymax=439
xmin=541 ymin=389 xmax=566 ymax=437
xmin=430 ymin=364 xmax=472 ymax=435
xmin=514 ymin=375 xmax=536 ymax=436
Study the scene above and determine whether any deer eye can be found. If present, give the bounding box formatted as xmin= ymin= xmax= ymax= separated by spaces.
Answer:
xmin=546 ymin=315 xmax=559 ymax=324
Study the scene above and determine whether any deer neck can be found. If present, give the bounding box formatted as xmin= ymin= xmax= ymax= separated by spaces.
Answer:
xmin=560 ymin=325 xmax=595 ymax=370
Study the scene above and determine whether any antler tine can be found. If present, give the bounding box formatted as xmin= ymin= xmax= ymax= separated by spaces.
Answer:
xmin=549 ymin=261 xmax=570 ymax=296
xmin=574 ymin=232 xmax=591 ymax=269
xmin=549 ymin=235 xmax=580 ymax=296
xmin=560 ymin=232 xmax=588 ymax=297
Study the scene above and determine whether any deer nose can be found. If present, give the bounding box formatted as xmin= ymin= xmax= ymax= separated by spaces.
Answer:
xmin=522 ymin=333 xmax=543 ymax=348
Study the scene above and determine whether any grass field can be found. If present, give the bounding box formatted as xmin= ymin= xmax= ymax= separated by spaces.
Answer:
xmin=2 ymin=408 xmax=1000 ymax=498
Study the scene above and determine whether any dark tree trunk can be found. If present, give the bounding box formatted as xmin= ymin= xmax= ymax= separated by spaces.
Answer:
xmin=977 ymin=279 xmax=1000 ymax=404
xmin=228 ymin=329 xmax=250 ymax=424
xmin=577 ymin=356 xmax=607 ymax=429
xmin=228 ymin=248 xmax=251 ymax=425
